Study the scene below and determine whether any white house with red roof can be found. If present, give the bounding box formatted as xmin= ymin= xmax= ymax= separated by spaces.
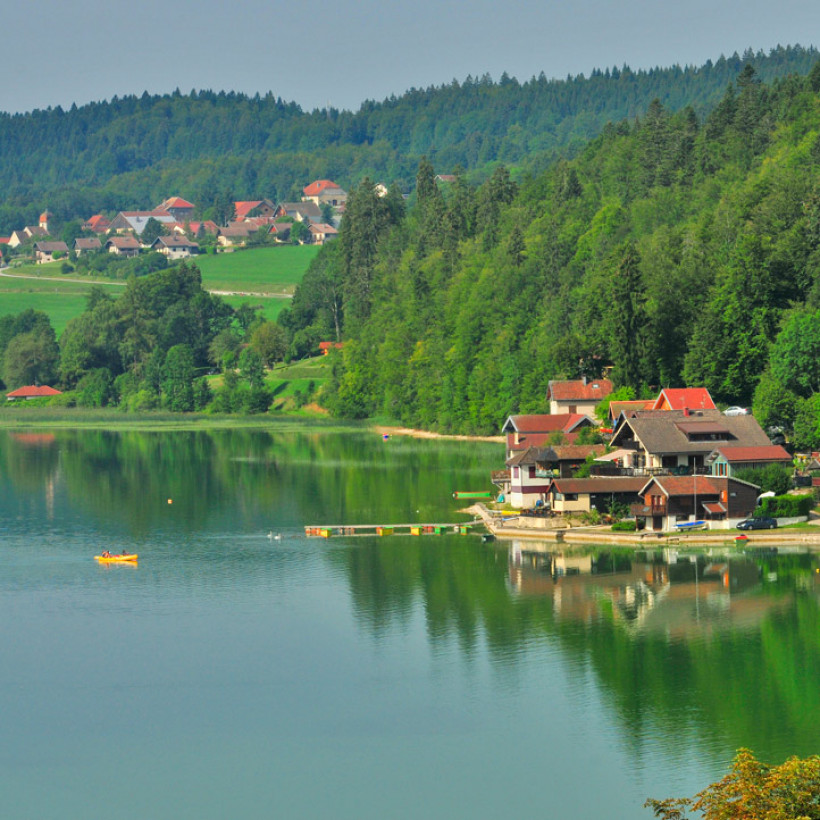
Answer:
xmin=302 ymin=180 xmax=347 ymax=207
xmin=5 ymin=385 xmax=62 ymax=401
xmin=547 ymin=378 xmax=613 ymax=415
xmin=502 ymin=413 xmax=597 ymax=460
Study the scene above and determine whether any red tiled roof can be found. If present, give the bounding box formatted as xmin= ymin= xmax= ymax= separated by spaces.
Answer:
xmin=6 ymin=385 xmax=62 ymax=398
xmin=652 ymin=388 xmax=716 ymax=411
xmin=164 ymin=197 xmax=193 ymax=208
xmin=303 ymin=179 xmax=339 ymax=196
xmin=234 ymin=201 xmax=264 ymax=219
xmin=504 ymin=413 xmax=593 ymax=434
xmin=548 ymin=379 xmax=614 ymax=402
xmin=714 ymin=445 xmax=792 ymax=463
xmin=643 ymin=475 xmax=721 ymax=497
xmin=0 ymin=237 xmax=9 ymax=244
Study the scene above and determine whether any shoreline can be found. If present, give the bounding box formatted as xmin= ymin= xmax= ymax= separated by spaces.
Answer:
xmin=470 ymin=504 xmax=820 ymax=548
xmin=375 ymin=425 xmax=504 ymax=443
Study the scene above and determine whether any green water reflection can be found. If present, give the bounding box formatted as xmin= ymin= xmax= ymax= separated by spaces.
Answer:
xmin=2 ymin=427 xmax=820 ymax=817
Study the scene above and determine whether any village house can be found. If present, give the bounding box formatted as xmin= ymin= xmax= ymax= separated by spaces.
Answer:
xmin=82 ymin=214 xmax=111 ymax=233
xmin=706 ymin=445 xmax=793 ymax=477
xmin=547 ymin=378 xmax=613 ymax=415
xmin=73 ymin=237 xmax=102 ymax=255
xmin=217 ymin=224 xmax=256 ymax=248
xmin=502 ymin=413 xmax=597 ymax=461
xmin=32 ymin=240 xmax=69 ymax=264
xmin=5 ymin=385 xmax=62 ymax=401
xmin=234 ymin=200 xmax=277 ymax=220
xmin=609 ymin=409 xmax=772 ymax=475
xmin=274 ymin=202 xmax=321 ymax=222
xmin=180 ymin=220 xmax=219 ymax=237
xmin=105 ymin=236 xmax=141 ymax=257
xmin=108 ymin=210 xmax=177 ymax=235
xmin=546 ymin=476 xmax=647 ymax=515
xmin=633 ymin=474 xmax=759 ymax=531
xmin=150 ymin=235 xmax=199 ymax=259
xmin=308 ymin=223 xmax=338 ymax=245
xmin=155 ymin=196 xmax=195 ymax=222
xmin=302 ymin=180 xmax=347 ymax=207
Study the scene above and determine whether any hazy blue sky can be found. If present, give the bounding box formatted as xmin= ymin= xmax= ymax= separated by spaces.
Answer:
xmin=3 ymin=0 xmax=819 ymax=115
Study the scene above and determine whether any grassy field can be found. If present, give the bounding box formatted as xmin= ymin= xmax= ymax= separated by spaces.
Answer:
xmin=1 ymin=244 xmax=317 ymax=332
xmin=0 ymin=269 xmax=125 ymax=334
xmin=195 ymin=245 xmax=319 ymax=293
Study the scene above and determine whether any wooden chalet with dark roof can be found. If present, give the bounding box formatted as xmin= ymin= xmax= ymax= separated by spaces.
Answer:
xmin=33 ymin=241 xmax=69 ymax=264
xmin=633 ymin=475 xmax=759 ymax=531
xmin=105 ymin=236 xmax=141 ymax=256
xmin=156 ymin=196 xmax=195 ymax=221
xmin=546 ymin=476 xmax=647 ymax=515
xmin=234 ymin=200 xmax=277 ymax=220
xmin=73 ymin=237 xmax=102 ymax=255
xmin=609 ymin=408 xmax=771 ymax=475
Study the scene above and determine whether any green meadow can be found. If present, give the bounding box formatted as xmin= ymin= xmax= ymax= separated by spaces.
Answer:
xmin=1 ymin=244 xmax=317 ymax=333
xmin=195 ymin=245 xmax=319 ymax=293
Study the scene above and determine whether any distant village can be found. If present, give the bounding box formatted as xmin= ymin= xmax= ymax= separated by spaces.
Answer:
xmin=0 ymin=179 xmax=350 ymax=264
xmin=497 ymin=380 xmax=806 ymax=533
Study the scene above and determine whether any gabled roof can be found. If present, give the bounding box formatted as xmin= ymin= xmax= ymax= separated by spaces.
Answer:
xmin=309 ymin=223 xmax=338 ymax=234
xmin=638 ymin=474 xmax=759 ymax=498
xmin=707 ymin=445 xmax=792 ymax=464
xmin=83 ymin=214 xmax=110 ymax=232
xmin=234 ymin=200 xmax=263 ymax=219
xmin=6 ymin=385 xmax=62 ymax=398
xmin=157 ymin=196 xmax=194 ymax=210
xmin=33 ymin=241 xmax=69 ymax=252
xmin=502 ymin=413 xmax=594 ymax=434
xmin=303 ymin=179 xmax=340 ymax=196
xmin=542 ymin=444 xmax=607 ymax=461
xmin=609 ymin=399 xmax=653 ymax=420
xmin=610 ymin=410 xmax=770 ymax=455
xmin=277 ymin=201 xmax=322 ymax=219
xmin=151 ymin=235 xmax=199 ymax=249
xmin=548 ymin=378 xmax=614 ymax=402
xmin=74 ymin=238 xmax=102 ymax=250
xmin=652 ymin=388 xmax=716 ymax=411
xmin=106 ymin=236 xmax=141 ymax=249
xmin=549 ymin=476 xmax=647 ymax=495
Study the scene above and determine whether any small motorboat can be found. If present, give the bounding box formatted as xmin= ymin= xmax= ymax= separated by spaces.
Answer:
xmin=95 ymin=553 xmax=138 ymax=563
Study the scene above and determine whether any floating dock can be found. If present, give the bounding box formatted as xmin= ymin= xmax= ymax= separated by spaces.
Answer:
xmin=304 ymin=521 xmax=481 ymax=537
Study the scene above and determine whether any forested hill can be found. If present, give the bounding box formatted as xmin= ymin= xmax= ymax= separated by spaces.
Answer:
xmin=281 ymin=61 xmax=820 ymax=444
xmin=0 ymin=46 xmax=817 ymax=232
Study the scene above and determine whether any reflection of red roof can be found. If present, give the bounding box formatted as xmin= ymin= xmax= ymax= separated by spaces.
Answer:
xmin=6 ymin=385 xmax=62 ymax=398
xmin=713 ymin=445 xmax=792 ymax=463
xmin=548 ymin=379 xmax=613 ymax=402
xmin=303 ymin=179 xmax=339 ymax=196
xmin=652 ymin=388 xmax=716 ymax=411
xmin=10 ymin=432 xmax=56 ymax=445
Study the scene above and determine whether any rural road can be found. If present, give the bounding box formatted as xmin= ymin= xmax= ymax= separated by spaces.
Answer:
xmin=0 ymin=270 xmax=292 ymax=298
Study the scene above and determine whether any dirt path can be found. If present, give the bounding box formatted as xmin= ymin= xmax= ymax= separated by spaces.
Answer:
xmin=0 ymin=270 xmax=293 ymax=298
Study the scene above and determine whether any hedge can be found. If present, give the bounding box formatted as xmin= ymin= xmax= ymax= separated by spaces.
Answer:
xmin=756 ymin=494 xmax=814 ymax=518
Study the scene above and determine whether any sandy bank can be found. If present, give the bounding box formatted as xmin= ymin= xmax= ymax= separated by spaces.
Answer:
xmin=374 ymin=426 xmax=503 ymax=443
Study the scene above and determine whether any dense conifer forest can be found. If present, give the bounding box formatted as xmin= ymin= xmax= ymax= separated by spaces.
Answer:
xmin=0 ymin=46 xmax=816 ymax=233
xmin=282 ymin=61 xmax=820 ymax=443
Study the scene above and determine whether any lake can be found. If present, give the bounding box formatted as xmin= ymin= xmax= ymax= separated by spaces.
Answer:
xmin=1 ymin=425 xmax=819 ymax=819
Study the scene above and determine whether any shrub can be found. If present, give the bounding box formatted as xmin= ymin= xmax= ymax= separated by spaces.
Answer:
xmin=757 ymin=493 xmax=814 ymax=518
xmin=611 ymin=520 xmax=637 ymax=532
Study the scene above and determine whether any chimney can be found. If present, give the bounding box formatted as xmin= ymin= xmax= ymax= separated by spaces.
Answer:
xmin=582 ymin=375 xmax=588 ymax=386
xmin=683 ymin=407 xmax=690 ymax=416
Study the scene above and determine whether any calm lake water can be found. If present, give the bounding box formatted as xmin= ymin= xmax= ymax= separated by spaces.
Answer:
xmin=1 ymin=425 xmax=819 ymax=819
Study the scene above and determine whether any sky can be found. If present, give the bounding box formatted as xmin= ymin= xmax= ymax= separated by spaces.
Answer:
xmin=2 ymin=0 xmax=819 ymax=115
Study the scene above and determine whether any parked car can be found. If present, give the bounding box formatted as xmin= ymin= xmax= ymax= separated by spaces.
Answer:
xmin=736 ymin=517 xmax=778 ymax=530
xmin=724 ymin=406 xmax=748 ymax=416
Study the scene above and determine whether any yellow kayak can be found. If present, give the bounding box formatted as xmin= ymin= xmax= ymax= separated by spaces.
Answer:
xmin=95 ymin=554 xmax=138 ymax=563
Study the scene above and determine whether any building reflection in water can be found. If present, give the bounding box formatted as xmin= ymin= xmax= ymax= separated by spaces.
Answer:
xmin=507 ymin=541 xmax=790 ymax=637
